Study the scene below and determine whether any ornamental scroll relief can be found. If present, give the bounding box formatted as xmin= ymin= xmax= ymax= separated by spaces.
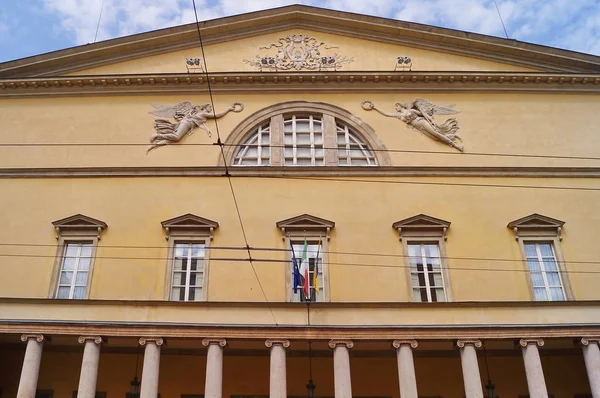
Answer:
xmin=147 ymin=101 xmax=243 ymax=153
xmin=362 ymin=99 xmax=464 ymax=152
xmin=243 ymin=34 xmax=354 ymax=71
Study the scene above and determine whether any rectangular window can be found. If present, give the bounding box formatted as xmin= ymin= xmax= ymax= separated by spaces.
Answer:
xmin=290 ymin=242 xmax=324 ymax=302
xmin=408 ymin=243 xmax=446 ymax=302
xmin=171 ymin=242 xmax=205 ymax=301
xmin=283 ymin=115 xmax=324 ymax=166
xmin=56 ymin=242 xmax=93 ymax=299
xmin=524 ymin=242 xmax=565 ymax=301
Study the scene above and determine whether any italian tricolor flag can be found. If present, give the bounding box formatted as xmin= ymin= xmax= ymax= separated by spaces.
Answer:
xmin=298 ymin=238 xmax=310 ymax=298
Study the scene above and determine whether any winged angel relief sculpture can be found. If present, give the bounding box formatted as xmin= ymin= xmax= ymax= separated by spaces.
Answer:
xmin=362 ymin=99 xmax=464 ymax=151
xmin=147 ymin=101 xmax=243 ymax=153
xmin=243 ymin=34 xmax=353 ymax=71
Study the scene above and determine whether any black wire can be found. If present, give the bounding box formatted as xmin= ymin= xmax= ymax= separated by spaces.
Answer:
xmin=249 ymin=174 xmax=600 ymax=192
xmin=191 ymin=0 xmax=276 ymax=325
xmin=3 ymin=242 xmax=600 ymax=265
xmin=2 ymin=252 xmax=600 ymax=274
xmin=493 ymin=0 xmax=510 ymax=39
xmin=2 ymin=141 xmax=600 ymax=162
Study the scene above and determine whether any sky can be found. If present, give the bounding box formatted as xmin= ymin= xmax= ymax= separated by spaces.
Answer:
xmin=0 ymin=0 xmax=599 ymax=64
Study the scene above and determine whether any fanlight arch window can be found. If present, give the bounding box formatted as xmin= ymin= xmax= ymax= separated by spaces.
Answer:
xmin=226 ymin=102 xmax=390 ymax=167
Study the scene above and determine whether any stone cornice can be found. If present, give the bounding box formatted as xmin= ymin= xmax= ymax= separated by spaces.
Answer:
xmin=1 ymin=166 xmax=599 ymax=179
xmin=1 ymin=6 xmax=600 ymax=77
xmin=0 ymin=72 xmax=600 ymax=98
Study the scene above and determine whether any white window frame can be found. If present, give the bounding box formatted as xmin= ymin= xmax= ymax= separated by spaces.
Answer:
xmin=49 ymin=236 xmax=99 ymax=299
xmin=516 ymin=236 xmax=572 ymax=301
xmin=522 ymin=240 xmax=566 ymax=301
xmin=164 ymin=236 xmax=211 ymax=302
xmin=406 ymin=240 xmax=447 ymax=303
xmin=233 ymin=122 xmax=271 ymax=166
xmin=336 ymin=123 xmax=376 ymax=166
xmin=284 ymin=233 xmax=330 ymax=303
xmin=283 ymin=114 xmax=324 ymax=166
xmin=401 ymin=237 xmax=451 ymax=302
xmin=55 ymin=241 xmax=95 ymax=299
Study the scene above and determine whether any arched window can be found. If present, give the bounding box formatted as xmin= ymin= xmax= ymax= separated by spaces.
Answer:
xmin=226 ymin=102 xmax=390 ymax=167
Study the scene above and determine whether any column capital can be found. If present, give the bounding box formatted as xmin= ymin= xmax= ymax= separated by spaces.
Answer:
xmin=393 ymin=340 xmax=418 ymax=349
xmin=265 ymin=339 xmax=290 ymax=348
xmin=202 ymin=338 xmax=227 ymax=347
xmin=78 ymin=336 xmax=104 ymax=345
xmin=519 ymin=338 xmax=544 ymax=348
xmin=21 ymin=334 xmax=46 ymax=343
xmin=456 ymin=339 xmax=482 ymax=348
xmin=139 ymin=337 xmax=164 ymax=346
xmin=581 ymin=337 xmax=600 ymax=346
xmin=329 ymin=339 xmax=354 ymax=349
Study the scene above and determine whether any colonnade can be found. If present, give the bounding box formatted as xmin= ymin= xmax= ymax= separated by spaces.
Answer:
xmin=14 ymin=335 xmax=600 ymax=398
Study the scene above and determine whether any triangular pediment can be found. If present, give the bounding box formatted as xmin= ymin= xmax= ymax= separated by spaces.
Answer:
xmin=392 ymin=214 xmax=451 ymax=230
xmin=276 ymin=214 xmax=335 ymax=230
xmin=52 ymin=214 xmax=107 ymax=229
xmin=161 ymin=213 xmax=219 ymax=229
xmin=1 ymin=5 xmax=599 ymax=78
xmin=507 ymin=213 xmax=565 ymax=229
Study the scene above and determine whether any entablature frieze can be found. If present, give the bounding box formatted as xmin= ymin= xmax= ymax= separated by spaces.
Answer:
xmin=1 ymin=72 xmax=600 ymax=98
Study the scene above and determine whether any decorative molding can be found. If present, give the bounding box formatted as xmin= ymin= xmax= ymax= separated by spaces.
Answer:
xmin=78 ymin=336 xmax=103 ymax=344
xmin=147 ymin=101 xmax=243 ymax=153
xmin=2 ymin=72 xmax=600 ymax=98
xmin=265 ymin=339 xmax=291 ymax=348
xmin=362 ymin=99 xmax=463 ymax=152
xmin=160 ymin=213 xmax=219 ymax=240
xmin=392 ymin=214 xmax=451 ymax=241
xmin=202 ymin=338 xmax=227 ymax=347
xmin=328 ymin=339 xmax=354 ymax=349
xmin=456 ymin=339 xmax=482 ymax=348
xmin=276 ymin=213 xmax=335 ymax=240
xmin=580 ymin=337 xmax=600 ymax=346
xmin=2 ymin=166 xmax=600 ymax=179
xmin=1 ymin=6 xmax=600 ymax=78
xmin=519 ymin=338 xmax=544 ymax=347
xmin=21 ymin=334 xmax=46 ymax=343
xmin=243 ymin=34 xmax=353 ymax=71
xmin=392 ymin=339 xmax=418 ymax=349
xmin=139 ymin=337 xmax=164 ymax=346
xmin=508 ymin=213 xmax=565 ymax=241
xmin=51 ymin=214 xmax=107 ymax=240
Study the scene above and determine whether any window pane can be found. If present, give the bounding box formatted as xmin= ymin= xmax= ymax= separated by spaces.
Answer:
xmin=57 ymin=286 xmax=70 ymax=299
xmin=538 ymin=243 xmax=553 ymax=257
xmin=412 ymin=289 xmax=422 ymax=302
xmin=75 ymin=271 xmax=88 ymax=285
xmin=174 ymin=244 xmax=186 ymax=257
xmin=73 ymin=287 xmax=86 ymax=299
xmin=433 ymin=273 xmax=444 ymax=286
xmin=65 ymin=244 xmax=79 ymax=257
xmin=530 ymin=272 xmax=544 ymax=287
xmin=62 ymin=257 xmax=76 ymax=271
xmin=527 ymin=259 xmax=541 ymax=272
xmin=533 ymin=287 xmax=548 ymax=301
xmin=435 ymin=288 xmax=446 ymax=302
xmin=59 ymin=272 xmax=73 ymax=285
xmin=550 ymin=288 xmax=565 ymax=301
xmin=80 ymin=244 xmax=93 ymax=257
xmin=78 ymin=257 xmax=91 ymax=271
xmin=543 ymin=258 xmax=558 ymax=272
xmin=424 ymin=244 xmax=440 ymax=258
xmin=546 ymin=272 xmax=561 ymax=286
xmin=172 ymin=272 xmax=186 ymax=285
xmin=171 ymin=287 xmax=185 ymax=301
xmin=524 ymin=243 xmax=537 ymax=257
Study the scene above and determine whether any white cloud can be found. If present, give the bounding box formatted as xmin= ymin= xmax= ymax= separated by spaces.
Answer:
xmin=40 ymin=0 xmax=600 ymax=55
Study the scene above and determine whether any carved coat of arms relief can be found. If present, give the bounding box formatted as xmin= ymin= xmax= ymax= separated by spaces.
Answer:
xmin=244 ymin=34 xmax=354 ymax=71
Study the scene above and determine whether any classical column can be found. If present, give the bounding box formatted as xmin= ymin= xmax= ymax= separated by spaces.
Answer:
xmin=582 ymin=338 xmax=600 ymax=398
xmin=203 ymin=338 xmax=227 ymax=398
xmin=17 ymin=334 xmax=46 ymax=398
xmin=456 ymin=339 xmax=483 ymax=398
xmin=519 ymin=339 xmax=548 ymax=398
xmin=77 ymin=336 xmax=103 ymax=398
xmin=393 ymin=340 xmax=419 ymax=398
xmin=266 ymin=339 xmax=290 ymax=398
xmin=328 ymin=340 xmax=354 ymax=398
xmin=139 ymin=337 xmax=164 ymax=398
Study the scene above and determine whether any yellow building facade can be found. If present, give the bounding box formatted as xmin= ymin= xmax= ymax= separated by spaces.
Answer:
xmin=1 ymin=5 xmax=600 ymax=398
